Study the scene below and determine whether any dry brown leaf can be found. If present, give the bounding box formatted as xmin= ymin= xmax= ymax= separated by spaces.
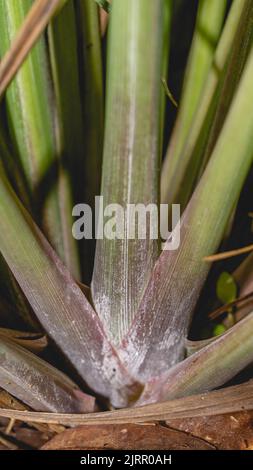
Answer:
xmin=0 ymin=389 xmax=27 ymax=412
xmin=0 ymin=426 xmax=50 ymax=449
xmin=41 ymin=411 xmax=253 ymax=450
xmin=0 ymin=389 xmax=64 ymax=435
xmin=0 ymin=442 xmax=13 ymax=450
xmin=0 ymin=433 xmax=19 ymax=450
xmin=41 ymin=423 xmax=214 ymax=450
xmin=167 ymin=411 xmax=253 ymax=450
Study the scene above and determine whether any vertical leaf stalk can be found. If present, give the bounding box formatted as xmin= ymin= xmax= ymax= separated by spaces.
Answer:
xmin=0 ymin=0 xmax=79 ymax=277
xmin=76 ymin=0 xmax=104 ymax=205
xmin=119 ymin=42 xmax=253 ymax=381
xmin=92 ymin=0 xmax=168 ymax=344
xmin=161 ymin=0 xmax=227 ymax=206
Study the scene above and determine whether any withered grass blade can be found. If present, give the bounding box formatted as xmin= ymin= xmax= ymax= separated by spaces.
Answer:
xmin=0 ymin=380 xmax=253 ymax=426
xmin=0 ymin=0 xmax=67 ymax=97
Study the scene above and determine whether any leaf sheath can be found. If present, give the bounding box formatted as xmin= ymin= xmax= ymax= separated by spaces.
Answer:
xmin=119 ymin=42 xmax=253 ymax=381
xmin=92 ymin=0 xmax=167 ymax=344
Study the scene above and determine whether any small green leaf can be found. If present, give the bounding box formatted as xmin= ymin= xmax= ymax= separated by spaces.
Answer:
xmin=213 ymin=323 xmax=227 ymax=336
xmin=217 ymin=272 xmax=237 ymax=304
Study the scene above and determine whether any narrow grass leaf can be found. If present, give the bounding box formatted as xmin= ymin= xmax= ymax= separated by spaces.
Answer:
xmin=1 ymin=381 xmax=253 ymax=426
xmin=161 ymin=0 xmax=248 ymax=212
xmin=76 ymin=0 xmax=104 ymax=205
xmin=0 ymin=0 xmax=67 ymax=97
xmin=0 ymin=129 xmax=37 ymax=328
xmin=0 ymin=328 xmax=47 ymax=353
xmin=0 ymin=164 xmax=141 ymax=407
xmin=119 ymin=43 xmax=253 ymax=381
xmin=138 ymin=312 xmax=253 ymax=404
xmin=0 ymin=336 xmax=95 ymax=412
xmin=161 ymin=0 xmax=227 ymax=207
xmin=196 ymin=0 xmax=253 ymax=177
xmin=92 ymin=0 xmax=167 ymax=344
xmin=185 ymin=337 xmax=218 ymax=357
xmin=0 ymin=0 xmax=80 ymax=277
xmin=48 ymin=0 xmax=87 ymax=279
xmin=234 ymin=253 xmax=253 ymax=320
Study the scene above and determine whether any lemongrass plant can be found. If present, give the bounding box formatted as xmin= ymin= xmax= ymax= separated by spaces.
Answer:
xmin=0 ymin=0 xmax=252 ymax=415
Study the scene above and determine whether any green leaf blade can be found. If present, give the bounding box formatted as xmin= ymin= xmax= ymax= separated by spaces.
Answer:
xmin=161 ymin=0 xmax=249 ymax=211
xmin=0 ymin=0 xmax=80 ymax=278
xmin=92 ymin=0 xmax=170 ymax=344
xmin=119 ymin=41 xmax=253 ymax=382
xmin=0 ymin=336 xmax=95 ymax=412
xmin=138 ymin=312 xmax=253 ymax=405
xmin=76 ymin=0 xmax=104 ymax=205
xmin=0 ymin=166 xmax=140 ymax=407
xmin=161 ymin=0 xmax=227 ymax=207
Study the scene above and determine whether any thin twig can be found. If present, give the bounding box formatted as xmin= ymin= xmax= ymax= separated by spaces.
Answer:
xmin=161 ymin=78 xmax=178 ymax=108
xmin=5 ymin=418 xmax=16 ymax=435
xmin=209 ymin=291 xmax=253 ymax=320
xmin=204 ymin=244 xmax=253 ymax=262
xmin=0 ymin=0 xmax=65 ymax=98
